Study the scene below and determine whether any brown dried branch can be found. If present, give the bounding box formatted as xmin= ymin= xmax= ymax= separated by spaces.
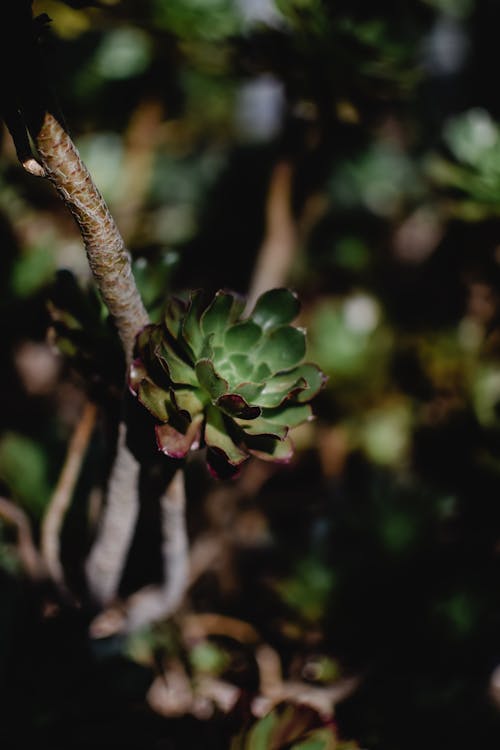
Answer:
xmin=253 ymin=643 xmax=360 ymax=720
xmin=41 ymin=400 xmax=97 ymax=589
xmin=32 ymin=112 xmax=149 ymax=363
xmin=246 ymin=160 xmax=296 ymax=312
xmin=89 ymin=469 xmax=189 ymax=636
xmin=0 ymin=496 xmax=45 ymax=579
xmin=181 ymin=613 xmax=260 ymax=645
xmin=20 ymin=109 xmax=151 ymax=607
xmin=85 ymin=422 xmax=142 ymax=606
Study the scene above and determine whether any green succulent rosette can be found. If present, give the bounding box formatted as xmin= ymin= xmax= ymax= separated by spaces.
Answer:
xmin=129 ymin=289 xmax=326 ymax=478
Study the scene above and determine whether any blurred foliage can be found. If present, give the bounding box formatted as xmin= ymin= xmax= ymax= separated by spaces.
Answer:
xmin=230 ymin=704 xmax=356 ymax=750
xmin=0 ymin=432 xmax=51 ymax=516
xmin=2 ymin=0 xmax=500 ymax=748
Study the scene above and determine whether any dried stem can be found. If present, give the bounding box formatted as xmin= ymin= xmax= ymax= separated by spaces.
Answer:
xmin=0 ymin=496 xmax=45 ymax=579
xmin=32 ymin=112 xmax=149 ymax=363
xmin=24 ymin=111 xmax=151 ymax=606
xmin=41 ymin=400 xmax=97 ymax=588
xmin=85 ymin=422 xmax=142 ymax=606
xmin=252 ymin=643 xmax=360 ymax=719
xmin=90 ymin=469 xmax=189 ymax=636
xmin=115 ymin=99 xmax=163 ymax=243
xmin=246 ymin=161 xmax=296 ymax=312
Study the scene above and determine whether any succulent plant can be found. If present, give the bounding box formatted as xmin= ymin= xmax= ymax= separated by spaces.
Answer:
xmin=129 ymin=288 xmax=326 ymax=478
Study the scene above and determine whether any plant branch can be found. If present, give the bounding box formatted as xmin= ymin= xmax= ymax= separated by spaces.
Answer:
xmin=21 ymin=110 xmax=151 ymax=606
xmin=31 ymin=112 xmax=149 ymax=363
xmin=0 ymin=496 xmax=45 ymax=580
xmin=41 ymin=400 xmax=97 ymax=588
xmin=246 ymin=160 xmax=296 ymax=312
xmin=85 ymin=422 xmax=142 ymax=605
xmin=89 ymin=468 xmax=189 ymax=636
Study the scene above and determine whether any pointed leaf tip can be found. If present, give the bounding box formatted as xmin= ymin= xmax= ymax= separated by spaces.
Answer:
xmin=155 ymin=416 xmax=202 ymax=459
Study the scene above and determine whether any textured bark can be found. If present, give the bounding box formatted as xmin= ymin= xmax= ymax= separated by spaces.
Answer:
xmin=29 ymin=112 xmax=149 ymax=605
xmin=33 ymin=112 xmax=149 ymax=363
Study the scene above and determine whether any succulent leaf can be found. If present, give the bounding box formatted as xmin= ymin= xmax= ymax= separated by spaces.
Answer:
xmin=170 ymin=387 xmax=206 ymax=417
xmin=195 ymin=359 xmax=229 ymax=400
xmin=138 ymin=380 xmax=170 ymax=421
xmin=261 ymin=403 xmax=312 ymax=428
xmin=164 ymin=296 xmax=187 ymax=340
xmin=248 ymin=435 xmax=294 ymax=463
xmin=205 ymin=406 xmax=248 ymax=466
xmin=156 ymin=414 xmax=202 ymax=458
xmin=182 ymin=290 xmax=206 ymax=358
xmin=235 ymin=416 xmax=288 ymax=439
xmin=224 ymin=321 xmax=262 ymax=352
xmin=257 ymin=325 xmax=306 ymax=372
xmin=251 ymin=288 xmax=300 ymax=330
xmin=201 ymin=291 xmax=244 ymax=342
xmin=157 ymin=339 xmax=199 ymax=387
xmin=217 ymin=393 xmax=261 ymax=420
xmin=294 ymin=363 xmax=328 ymax=402
xmin=131 ymin=288 xmax=325 ymax=476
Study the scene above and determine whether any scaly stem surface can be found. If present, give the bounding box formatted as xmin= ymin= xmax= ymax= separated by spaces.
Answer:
xmin=32 ymin=112 xmax=149 ymax=363
xmin=27 ymin=111 xmax=148 ymax=603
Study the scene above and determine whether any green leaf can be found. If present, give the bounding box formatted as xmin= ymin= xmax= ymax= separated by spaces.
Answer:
xmin=195 ymin=359 xmax=229 ymax=399
xmin=245 ymin=711 xmax=278 ymax=750
xmin=263 ymin=403 xmax=312 ymax=428
xmin=217 ymin=393 xmax=261 ymax=419
xmin=235 ymin=416 xmax=288 ymax=439
xmin=164 ymin=296 xmax=187 ymax=340
xmin=254 ymin=369 xmax=307 ymax=408
xmin=138 ymin=381 xmax=170 ymax=421
xmin=11 ymin=243 xmax=55 ymax=298
xmin=204 ymin=406 xmax=248 ymax=466
xmin=291 ymin=728 xmax=338 ymax=750
xmin=248 ymin=435 xmax=294 ymax=463
xmin=135 ymin=324 xmax=157 ymax=360
xmin=171 ymin=387 xmax=206 ymax=417
xmin=253 ymin=362 xmax=272 ymax=381
xmin=201 ymin=291 xmax=244 ymax=341
xmin=224 ymin=321 xmax=262 ymax=352
xmin=250 ymin=288 xmax=300 ymax=331
xmin=182 ymin=290 xmax=206 ymax=358
xmin=0 ymin=433 xmax=50 ymax=517
xmin=293 ymin=363 xmax=327 ymax=402
xmin=229 ymin=353 xmax=254 ymax=381
xmin=233 ymin=382 xmax=264 ymax=403
xmin=157 ymin=338 xmax=199 ymax=387
xmin=257 ymin=326 xmax=306 ymax=372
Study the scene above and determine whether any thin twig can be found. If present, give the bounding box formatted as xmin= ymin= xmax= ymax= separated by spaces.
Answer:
xmin=252 ymin=643 xmax=360 ymax=719
xmin=0 ymin=496 xmax=45 ymax=579
xmin=115 ymin=98 xmax=163 ymax=243
xmin=89 ymin=468 xmax=189 ymax=636
xmin=41 ymin=400 xmax=97 ymax=588
xmin=246 ymin=160 xmax=296 ymax=312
